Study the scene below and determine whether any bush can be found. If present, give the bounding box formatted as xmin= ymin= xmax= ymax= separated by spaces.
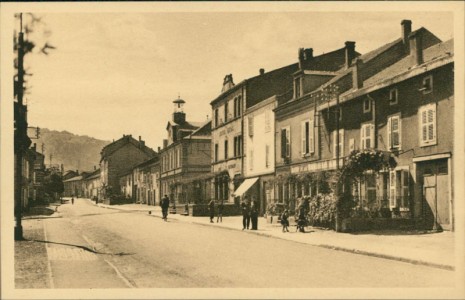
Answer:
xmin=308 ymin=193 xmax=337 ymax=228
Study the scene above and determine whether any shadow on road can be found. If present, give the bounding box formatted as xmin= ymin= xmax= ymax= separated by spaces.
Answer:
xmin=28 ymin=239 xmax=135 ymax=256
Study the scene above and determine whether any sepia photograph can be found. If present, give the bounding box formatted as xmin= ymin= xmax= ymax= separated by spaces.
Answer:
xmin=1 ymin=1 xmax=464 ymax=299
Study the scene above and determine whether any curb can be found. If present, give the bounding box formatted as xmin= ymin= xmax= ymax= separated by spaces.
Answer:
xmin=92 ymin=201 xmax=454 ymax=271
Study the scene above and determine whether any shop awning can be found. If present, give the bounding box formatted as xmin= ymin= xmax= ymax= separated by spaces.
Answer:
xmin=232 ymin=177 xmax=259 ymax=197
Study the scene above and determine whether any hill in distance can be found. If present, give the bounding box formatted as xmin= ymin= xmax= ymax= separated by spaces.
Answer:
xmin=31 ymin=128 xmax=111 ymax=173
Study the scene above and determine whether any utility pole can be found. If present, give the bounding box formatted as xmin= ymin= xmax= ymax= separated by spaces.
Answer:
xmin=14 ymin=13 xmax=30 ymax=240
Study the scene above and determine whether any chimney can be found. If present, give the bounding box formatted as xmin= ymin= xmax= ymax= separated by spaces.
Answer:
xmin=76 ymin=169 xmax=79 ymax=175
xmin=352 ymin=58 xmax=363 ymax=89
xmin=409 ymin=31 xmax=423 ymax=65
xmin=259 ymin=68 xmax=265 ymax=75
xmin=345 ymin=41 xmax=356 ymax=69
xmin=304 ymin=48 xmax=313 ymax=61
xmin=163 ymin=139 xmax=168 ymax=149
xmin=158 ymin=147 xmax=161 ymax=152
xmin=401 ymin=19 xmax=412 ymax=46
xmin=298 ymin=48 xmax=305 ymax=69
xmin=298 ymin=48 xmax=313 ymax=69
xmin=221 ymin=74 xmax=235 ymax=93
xmin=94 ymin=165 xmax=96 ymax=171
xmin=33 ymin=143 xmax=36 ymax=151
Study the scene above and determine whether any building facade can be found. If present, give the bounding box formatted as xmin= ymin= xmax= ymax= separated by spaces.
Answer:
xmin=159 ymin=99 xmax=212 ymax=211
xmin=100 ymin=134 xmax=156 ymax=198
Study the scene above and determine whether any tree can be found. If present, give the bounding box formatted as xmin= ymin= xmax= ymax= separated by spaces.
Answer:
xmin=44 ymin=173 xmax=64 ymax=199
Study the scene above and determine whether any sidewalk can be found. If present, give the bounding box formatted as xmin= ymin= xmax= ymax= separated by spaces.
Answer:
xmin=94 ymin=200 xmax=455 ymax=271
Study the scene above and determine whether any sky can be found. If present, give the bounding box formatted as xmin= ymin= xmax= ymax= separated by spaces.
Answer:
xmin=21 ymin=11 xmax=453 ymax=150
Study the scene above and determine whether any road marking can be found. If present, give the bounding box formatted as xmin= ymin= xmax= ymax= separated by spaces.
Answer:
xmin=43 ymin=222 xmax=55 ymax=288
xmin=103 ymin=258 xmax=136 ymax=288
xmin=81 ymin=234 xmax=136 ymax=288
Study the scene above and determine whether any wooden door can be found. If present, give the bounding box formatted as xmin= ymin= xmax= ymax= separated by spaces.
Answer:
xmin=421 ymin=159 xmax=450 ymax=230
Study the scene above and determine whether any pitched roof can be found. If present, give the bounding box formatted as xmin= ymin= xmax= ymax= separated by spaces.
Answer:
xmin=364 ymin=38 xmax=453 ymax=87
xmin=100 ymin=135 xmax=156 ymax=161
xmin=63 ymin=175 xmax=84 ymax=182
xmin=303 ymin=47 xmax=361 ymax=72
xmin=183 ymin=120 xmax=212 ymax=139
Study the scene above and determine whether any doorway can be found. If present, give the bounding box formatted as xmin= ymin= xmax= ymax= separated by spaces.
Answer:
xmin=419 ymin=159 xmax=450 ymax=230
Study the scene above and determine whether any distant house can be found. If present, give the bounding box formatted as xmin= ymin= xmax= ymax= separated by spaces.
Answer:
xmin=83 ymin=168 xmax=101 ymax=199
xmin=63 ymin=170 xmax=79 ymax=181
xmin=99 ymin=135 xmax=156 ymax=198
xmin=127 ymin=156 xmax=160 ymax=205
xmin=63 ymin=174 xmax=84 ymax=197
xmin=30 ymin=143 xmax=46 ymax=203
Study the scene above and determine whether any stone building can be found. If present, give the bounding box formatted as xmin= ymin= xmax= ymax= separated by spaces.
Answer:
xmin=99 ymin=135 xmax=156 ymax=198
xmin=159 ymin=98 xmax=212 ymax=212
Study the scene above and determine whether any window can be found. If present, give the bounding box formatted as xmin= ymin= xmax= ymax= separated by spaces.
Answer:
xmin=389 ymin=169 xmax=410 ymax=210
xmin=177 ymin=148 xmax=181 ymax=167
xmin=333 ymin=129 xmax=344 ymax=158
xmin=419 ymin=104 xmax=437 ymax=146
xmin=301 ymin=120 xmax=315 ymax=156
xmin=214 ymin=144 xmax=219 ymax=162
xmin=360 ymin=123 xmax=374 ymax=149
xmin=281 ymin=127 xmax=291 ymax=159
xmin=387 ymin=115 xmax=401 ymax=150
xmin=234 ymin=135 xmax=242 ymax=157
xmin=214 ymin=108 xmax=219 ymax=127
xmin=234 ymin=96 xmax=242 ymax=118
xmin=248 ymin=116 xmax=254 ymax=137
xmin=422 ymin=75 xmax=433 ymax=94
xmin=265 ymin=145 xmax=270 ymax=168
xmin=295 ymin=77 xmax=301 ymax=99
xmin=389 ymin=88 xmax=398 ymax=105
xmin=360 ymin=173 xmax=377 ymax=207
xmin=363 ymin=98 xmax=371 ymax=113
xmin=224 ymin=139 xmax=228 ymax=159
xmin=249 ymin=149 xmax=254 ymax=170
xmin=224 ymin=102 xmax=229 ymax=122
xmin=265 ymin=109 xmax=271 ymax=133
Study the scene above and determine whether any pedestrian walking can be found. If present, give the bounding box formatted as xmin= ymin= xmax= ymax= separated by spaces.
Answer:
xmin=208 ymin=199 xmax=215 ymax=223
xmin=241 ymin=197 xmax=251 ymax=230
xmin=280 ymin=209 xmax=290 ymax=233
xmin=250 ymin=198 xmax=259 ymax=230
xmin=161 ymin=194 xmax=170 ymax=221
xmin=296 ymin=205 xmax=306 ymax=233
xmin=217 ymin=200 xmax=224 ymax=223
xmin=71 ymin=196 xmax=74 ymax=205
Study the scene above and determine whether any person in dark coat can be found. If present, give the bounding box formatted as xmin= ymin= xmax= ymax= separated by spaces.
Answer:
xmin=71 ymin=196 xmax=74 ymax=205
xmin=280 ymin=209 xmax=290 ymax=233
xmin=217 ymin=200 xmax=224 ymax=223
xmin=208 ymin=199 xmax=215 ymax=223
xmin=250 ymin=198 xmax=259 ymax=230
xmin=241 ymin=197 xmax=251 ymax=230
xmin=161 ymin=195 xmax=170 ymax=221
xmin=296 ymin=205 xmax=306 ymax=233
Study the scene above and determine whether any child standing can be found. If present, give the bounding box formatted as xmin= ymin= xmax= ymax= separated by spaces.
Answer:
xmin=280 ymin=209 xmax=290 ymax=233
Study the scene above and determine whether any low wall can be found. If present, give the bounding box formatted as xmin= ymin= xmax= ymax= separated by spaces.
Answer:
xmin=341 ymin=217 xmax=415 ymax=232
xmin=187 ymin=203 xmax=242 ymax=217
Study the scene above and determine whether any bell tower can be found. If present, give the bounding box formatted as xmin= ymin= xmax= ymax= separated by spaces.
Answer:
xmin=173 ymin=96 xmax=186 ymax=124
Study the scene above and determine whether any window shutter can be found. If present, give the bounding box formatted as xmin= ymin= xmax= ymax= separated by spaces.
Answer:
xmin=281 ymin=129 xmax=286 ymax=158
xmin=369 ymin=124 xmax=374 ymax=149
xmin=309 ymin=120 xmax=315 ymax=153
xmin=401 ymin=169 xmax=410 ymax=209
xmin=248 ymin=116 xmax=254 ymax=137
xmin=430 ymin=107 xmax=437 ymax=144
xmin=387 ymin=117 xmax=392 ymax=149
xmin=389 ymin=171 xmax=397 ymax=208
xmin=286 ymin=128 xmax=291 ymax=158
xmin=301 ymin=122 xmax=306 ymax=156
xmin=333 ymin=131 xmax=337 ymax=158
xmin=340 ymin=129 xmax=344 ymax=157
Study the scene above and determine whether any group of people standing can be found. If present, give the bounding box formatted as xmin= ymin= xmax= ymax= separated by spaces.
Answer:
xmin=208 ymin=199 xmax=224 ymax=223
xmin=241 ymin=196 xmax=259 ymax=230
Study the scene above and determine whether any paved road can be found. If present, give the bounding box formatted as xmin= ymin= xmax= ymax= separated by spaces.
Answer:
xmin=42 ymin=198 xmax=454 ymax=288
